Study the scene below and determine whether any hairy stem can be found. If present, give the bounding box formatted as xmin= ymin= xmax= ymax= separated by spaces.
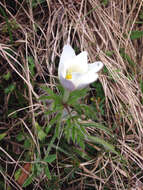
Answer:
xmin=63 ymin=89 xmax=70 ymax=104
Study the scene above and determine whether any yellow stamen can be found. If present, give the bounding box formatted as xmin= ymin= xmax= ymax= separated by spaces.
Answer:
xmin=66 ymin=70 xmax=72 ymax=80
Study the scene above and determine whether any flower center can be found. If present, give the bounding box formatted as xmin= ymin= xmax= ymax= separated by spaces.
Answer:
xmin=65 ymin=64 xmax=87 ymax=80
xmin=66 ymin=69 xmax=72 ymax=80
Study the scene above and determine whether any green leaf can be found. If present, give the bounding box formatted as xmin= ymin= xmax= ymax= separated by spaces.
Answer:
xmin=74 ymin=146 xmax=90 ymax=160
xmin=28 ymin=0 xmax=46 ymax=8
xmin=0 ymin=133 xmax=7 ymax=141
xmin=81 ymin=122 xmax=112 ymax=136
xmin=64 ymin=119 xmax=71 ymax=143
xmin=52 ymin=144 xmax=70 ymax=156
xmin=14 ymin=168 xmax=21 ymax=181
xmin=71 ymin=126 xmax=76 ymax=143
xmin=88 ymin=136 xmax=119 ymax=155
xmin=28 ymin=56 xmax=35 ymax=76
xmin=22 ymin=174 xmax=34 ymax=187
xmin=78 ymin=123 xmax=87 ymax=136
xmin=101 ymin=0 xmax=109 ymax=6
xmin=3 ymin=72 xmax=11 ymax=80
xmin=105 ymin=50 xmax=114 ymax=57
xmin=92 ymin=81 xmax=105 ymax=100
xmin=38 ymin=95 xmax=50 ymax=101
xmin=45 ymin=131 xmax=57 ymax=156
xmin=35 ymin=122 xmax=47 ymax=141
xmin=16 ymin=133 xmax=25 ymax=141
xmin=4 ymin=84 xmax=16 ymax=94
xmin=120 ymin=48 xmax=136 ymax=67
xmin=0 ymin=7 xmax=13 ymax=43
xmin=56 ymin=84 xmax=64 ymax=95
xmin=38 ymin=130 xmax=47 ymax=141
xmin=140 ymin=79 xmax=143 ymax=93
xmin=139 ymin=10 xmax=143 ymax=20
xmin=40 ymin=86 xmax=62 ymax=106
xmin=69 ymin=88 xmax=88 ymax=105
xmin=41 ymin=86 xmax=57 ymax=98
xmin=45 ymin=165 xmax=51 ymax=179
xmin=130 ymin=30 xmax=143 ymax=40
xmin=43 ymin=154 xmax=56 ymax=163
xmin=51 ymin=112 xmax=61 ymax=124
xmin=77 ymin=136 xmax=85 ymax=150
xmin=24 ymin=138 xmax=31 ymax=149
xmin=34 ymin=163 xmax=43 ymax=176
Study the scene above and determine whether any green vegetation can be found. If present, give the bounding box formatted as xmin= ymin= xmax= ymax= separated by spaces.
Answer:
xmin=0 ymin=0 xmax=143 ymax=189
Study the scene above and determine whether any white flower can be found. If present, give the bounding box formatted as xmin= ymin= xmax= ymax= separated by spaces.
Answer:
xmin=58 ymin=44 xmax=103 ymax=91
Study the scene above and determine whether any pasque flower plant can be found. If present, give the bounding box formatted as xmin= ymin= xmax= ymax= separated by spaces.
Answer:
xmin=58 ymin=44 xmax=103 ymax=92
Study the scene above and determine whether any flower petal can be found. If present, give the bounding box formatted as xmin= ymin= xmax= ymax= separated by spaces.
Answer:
xmin=88 ymin=61 xmax=104 ymax=73
xmin=68 ymin=51 xmax=88 ymax=73
xmin=58 ymin=44 xmax=76 ymax=78
xmin=71 ymin=71 xmax=99 ymax=90
xmin=60 ymin=44 xmax=76 ymax=64
xmin=59 ymin=76 xmax=76 ymax=91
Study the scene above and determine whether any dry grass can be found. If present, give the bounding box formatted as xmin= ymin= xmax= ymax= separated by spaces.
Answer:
xmin=0 ymin=0 xmax=143 ymax=189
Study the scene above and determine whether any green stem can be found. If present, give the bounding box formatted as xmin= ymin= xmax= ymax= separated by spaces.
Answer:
xmin=63 ymin=89 xmax=70 ymax=104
